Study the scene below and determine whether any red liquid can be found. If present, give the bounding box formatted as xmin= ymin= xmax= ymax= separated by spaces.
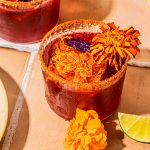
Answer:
xmin=42 ymin=32 xmax=127 ymax=120
xmin=0 ymin=0 xmax=60 ymax=43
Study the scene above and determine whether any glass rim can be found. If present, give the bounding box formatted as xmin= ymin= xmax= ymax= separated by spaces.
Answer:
xmin=38 ymin=19 xmax=128 ymax=90
xmin=0 ymin=0 xmax=48 ymax=10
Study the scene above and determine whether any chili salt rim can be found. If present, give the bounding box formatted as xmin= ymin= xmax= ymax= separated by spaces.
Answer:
xmin=39 ymin=19 xmax=127 ymax=91
xmin=0 ymin=0 xmax=48 ymax=10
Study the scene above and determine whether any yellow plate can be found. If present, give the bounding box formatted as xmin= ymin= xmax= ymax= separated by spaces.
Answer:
xmin=0 ymin=79 xmax=8 ymax=141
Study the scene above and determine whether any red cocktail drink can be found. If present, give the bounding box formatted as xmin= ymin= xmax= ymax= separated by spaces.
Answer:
xmin=0 ymin=0 xmax=60 ymax=43
xmin=39 ymin=20 xmax=140 ymax=120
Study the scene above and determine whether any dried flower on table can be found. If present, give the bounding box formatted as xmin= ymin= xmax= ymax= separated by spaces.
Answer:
xmin=64 ymin=108 xmax=107 ymax=150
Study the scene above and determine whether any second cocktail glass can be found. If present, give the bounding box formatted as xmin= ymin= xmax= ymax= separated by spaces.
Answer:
xmin=0 ymin=0 xmax=60 ymax=43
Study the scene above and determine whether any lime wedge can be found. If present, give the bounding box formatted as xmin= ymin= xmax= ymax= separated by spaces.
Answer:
xmin=118 ymin=112 xmax=150 ymax=143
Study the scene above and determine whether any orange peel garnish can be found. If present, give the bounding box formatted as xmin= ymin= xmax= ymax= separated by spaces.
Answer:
xmin=64 ymin=108 xmax=107 ymax=150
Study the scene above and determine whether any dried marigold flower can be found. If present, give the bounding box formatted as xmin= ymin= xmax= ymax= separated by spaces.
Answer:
xmin=49 ymin=36 xmax=106 ymax=83
xmin=90 ymin=22 xmax=141 ymax=71
xmin=64 ymin=108 xmax=107 ymax=150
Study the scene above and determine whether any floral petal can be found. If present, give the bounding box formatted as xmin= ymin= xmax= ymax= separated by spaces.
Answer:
xmin=124 ymin=49 xmax=134 ymax=58
xmin=116 ymin=47 xmax=124 ymax=58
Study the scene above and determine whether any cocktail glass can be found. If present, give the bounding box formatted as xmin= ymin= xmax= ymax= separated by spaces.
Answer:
xmin=0 ymin=0 xmax=60 ymax=43
xmin=39 ymin=20 xmax=127 ymax=120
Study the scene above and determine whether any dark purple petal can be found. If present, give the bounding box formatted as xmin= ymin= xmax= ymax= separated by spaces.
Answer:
xmin=67 ymin=38 xmax=90 ymax=52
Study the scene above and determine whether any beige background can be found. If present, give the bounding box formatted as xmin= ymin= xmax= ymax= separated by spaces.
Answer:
xmin=0 ymin=0 xmax=150 ymax=149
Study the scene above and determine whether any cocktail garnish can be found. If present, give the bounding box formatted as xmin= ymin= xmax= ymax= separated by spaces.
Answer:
xmin=49 ymin=22 xmax=141 ymax=82
xmin=90 ymin=22 xmax=141 ymax=70
xmin=118 ymin=112 xmax=150 ymax=143
xmin=49 ymin=36 xmax=107 ymax=83
xmin=64 ymin=108 xmax=107 ymax=150
xmin=67 ymin=38 xmax=90 ymax=52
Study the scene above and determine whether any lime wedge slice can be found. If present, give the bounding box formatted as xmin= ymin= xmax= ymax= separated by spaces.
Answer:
xmin=118 ymin=112 xmax=150 ymax=143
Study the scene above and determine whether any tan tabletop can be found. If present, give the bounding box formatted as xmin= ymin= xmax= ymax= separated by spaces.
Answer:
xmin=0 ymin=0 xmax=150 ymax=150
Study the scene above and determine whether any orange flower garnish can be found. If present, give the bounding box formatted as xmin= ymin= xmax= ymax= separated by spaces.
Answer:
xmin=90 ymin=22 xmax=141 ymax=70
xmin=49 ymin=36 xmax=106 ymax=83
xmin=49 ymin=22 xmax=141 ymax=82
xmin=64 ymin=108 xmax=107 ymax=150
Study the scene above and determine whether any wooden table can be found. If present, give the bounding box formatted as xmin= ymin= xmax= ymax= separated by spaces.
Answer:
xmin=0 ymin=0 xmax=150 ymax=149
